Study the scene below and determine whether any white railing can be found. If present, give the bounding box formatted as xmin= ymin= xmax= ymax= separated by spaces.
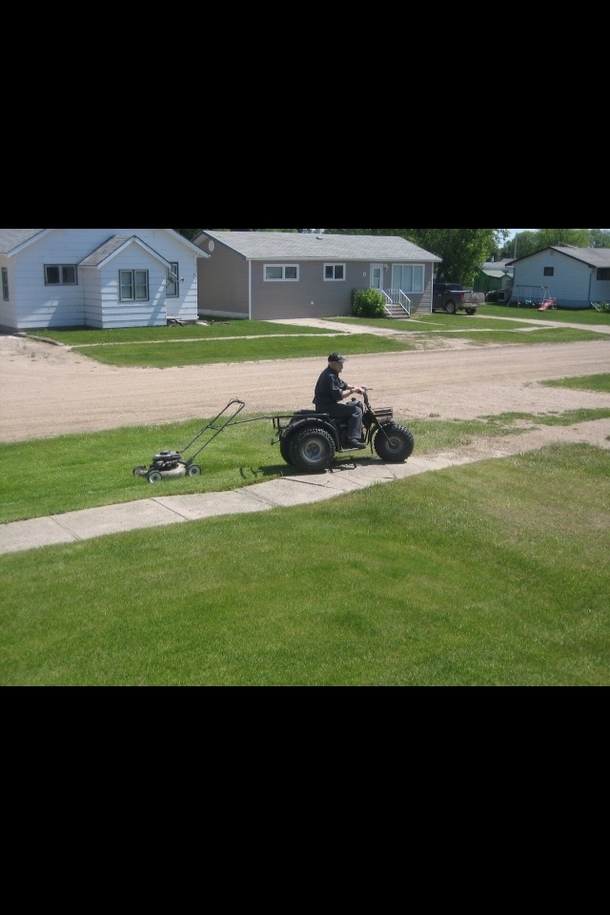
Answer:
xmin=382 ymin=288 xmax=412 ymax=316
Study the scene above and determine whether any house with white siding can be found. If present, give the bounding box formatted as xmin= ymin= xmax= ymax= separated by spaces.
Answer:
xmin=507 ymin=246 xmax=610 ymax=309
xmin=194 ymin=230 xmax=441 ymax=320
xmin=0 ymin=228 xmax=209 ymax=332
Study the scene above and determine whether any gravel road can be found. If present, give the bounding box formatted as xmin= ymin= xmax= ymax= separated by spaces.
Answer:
xmin=1 ymin=330 xmax=610 ymax=446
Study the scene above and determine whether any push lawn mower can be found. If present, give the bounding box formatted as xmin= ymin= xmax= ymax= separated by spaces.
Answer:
xmin=133 ymin=399 xmax=246 ymax=483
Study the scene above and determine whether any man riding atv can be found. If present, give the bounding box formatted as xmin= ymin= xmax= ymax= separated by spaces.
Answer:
xmin=270 ymin=353 xmax=415 ymax=473
xmin=313 ymin=352 xmax=367 ymax=449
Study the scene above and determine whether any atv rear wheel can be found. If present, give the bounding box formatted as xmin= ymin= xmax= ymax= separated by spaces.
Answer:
xmin=290 ymin=427 xmax=336 ymax=473
xmin=279 ymin=435 xmax=294 ymax=465
xmin=374 ymin=423 xmax=415 ymax=463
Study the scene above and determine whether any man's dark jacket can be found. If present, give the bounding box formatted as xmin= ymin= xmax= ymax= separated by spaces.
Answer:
xmin=313 ymin=366 xmax=348 ymax=412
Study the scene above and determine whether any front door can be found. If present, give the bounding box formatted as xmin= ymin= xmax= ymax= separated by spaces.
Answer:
xmin=370 ymin=264 xmax=383 ymax=290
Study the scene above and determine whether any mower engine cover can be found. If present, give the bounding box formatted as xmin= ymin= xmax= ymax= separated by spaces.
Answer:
xmin=154 ymin=451 xmax=182 ymax=463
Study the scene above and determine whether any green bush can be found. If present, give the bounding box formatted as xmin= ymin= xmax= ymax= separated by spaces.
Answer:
xmin=352 ymin=288 xmax=386 ymax=318
xmin=591 ymin=301 xmax=610 ymax=313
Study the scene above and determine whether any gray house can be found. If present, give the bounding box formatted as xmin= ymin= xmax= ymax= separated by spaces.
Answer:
xmin=507 ymin=246 xmax=610 ymax=309
xmin=0 ymin=228 xmax=209 ymax=332
xmin=194 ymin=231 xmax=441 ymax=320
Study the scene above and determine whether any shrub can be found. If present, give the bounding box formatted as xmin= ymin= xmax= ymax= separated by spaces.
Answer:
xmin=352 ymin=288 xmax=386 ymax=318
xmin=591 ymin=301 xmax=610 ymax=313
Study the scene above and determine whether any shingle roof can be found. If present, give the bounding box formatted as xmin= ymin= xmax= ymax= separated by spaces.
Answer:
xmin=508 ymin=246 xmax=610 ymax=268
xmin=551 ymin=246 xmax=610 ymax=268
xmin=0 ymin=229 xmax=46 ymax=255
xmin=198 ymin=231 xmax=441 ymax=263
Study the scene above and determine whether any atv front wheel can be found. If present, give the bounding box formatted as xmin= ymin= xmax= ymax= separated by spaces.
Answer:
xmin=374 ymin=423 xmax=415 ymax=463
xmin=290 ymin=427 xmax=336 ymax=473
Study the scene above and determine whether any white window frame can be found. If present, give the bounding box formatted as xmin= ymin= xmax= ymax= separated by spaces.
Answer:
xmin=166 ymin=262 xmax=179 ymax=298
xmin=324 ymin=263 xmax=345 ymax=281
xmin=391 ymin=263 xmax=424 ymax=294
xmin=264 ymin=264 xmax=299 ymax=281
xmin=44 ymin=264 xmax=78 ymax=286
xmin=119 ymin=269 xmax=149 ymax=302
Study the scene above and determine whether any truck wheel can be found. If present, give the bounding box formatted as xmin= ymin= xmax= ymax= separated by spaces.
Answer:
xmin=374 ymin=424 xmax=415 ymax=463
xmin=465 ymin=307 xmax=476 ymax=315
xmin=290 ymin=427 xmax=335 ymax=473
xmin=445 ymin=300 xmax=457 ymax=315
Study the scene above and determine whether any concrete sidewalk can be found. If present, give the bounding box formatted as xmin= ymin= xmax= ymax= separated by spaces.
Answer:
xmin=0 ymin=452 xmax=470 ymax=556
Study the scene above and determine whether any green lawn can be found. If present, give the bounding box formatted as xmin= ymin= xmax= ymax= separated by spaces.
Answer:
xmin=26 ymin=308 xmax=610 ymax=367
xmin=2 ymin=442 xmax=608 ymax=686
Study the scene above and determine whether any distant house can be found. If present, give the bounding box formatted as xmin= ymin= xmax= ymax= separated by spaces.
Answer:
xmin=473 ymin=259 xmax=514 ymax=302
xmin=506 ymin=246 xmax=610 ymax=309
xmin=194 ymin=231 xmax=441 ymax=320
xmin=0 ymin=228 xmax=208 ymax=332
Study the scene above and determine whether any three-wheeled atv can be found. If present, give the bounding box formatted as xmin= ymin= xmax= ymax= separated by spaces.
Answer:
xmin=270 ymin=389 xmax=414 ymax=473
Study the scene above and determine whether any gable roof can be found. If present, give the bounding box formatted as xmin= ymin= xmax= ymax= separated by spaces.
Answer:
xmin=507 ymin=246 xmax=610 ymax=268
xmin=0 ymin=229 xmax=47 ymax=255
xmin=79 ymin=235 xmax=172 ymax=269
xmin=478 ymin=259 xmax=514 ymax=278
xmin=196 ymin=231 xmax=441 ymax=263
xmin=0 ymin=229 xmax=208 ymax=259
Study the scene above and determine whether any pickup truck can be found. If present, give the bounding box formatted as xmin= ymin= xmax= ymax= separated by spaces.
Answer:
xmin=433 ymin=283 xmax=485 ymax=315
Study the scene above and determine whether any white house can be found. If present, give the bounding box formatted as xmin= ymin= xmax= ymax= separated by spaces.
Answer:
xmin=507 ymin=246 xmax=610 ymax=309
xmin=0 ymin=228 xmax=209 ymax=332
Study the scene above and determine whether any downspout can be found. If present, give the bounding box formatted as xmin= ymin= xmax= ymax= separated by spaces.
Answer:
xmin=588 ymin=266 xmax=595 ymax=305
xmin=248 ymin=259 xmax=252 ymax=320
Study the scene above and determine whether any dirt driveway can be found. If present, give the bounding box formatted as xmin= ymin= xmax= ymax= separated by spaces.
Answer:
xmin=1 ymin=330 xmax=610 ymax=459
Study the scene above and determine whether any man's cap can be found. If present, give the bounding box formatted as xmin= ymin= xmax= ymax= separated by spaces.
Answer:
xmin=328 ymin=352 xmax=345 ymax=363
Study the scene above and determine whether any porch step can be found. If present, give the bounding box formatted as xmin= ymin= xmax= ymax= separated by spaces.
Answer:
xmin=384 ymin=304 xmax=411 ymax=318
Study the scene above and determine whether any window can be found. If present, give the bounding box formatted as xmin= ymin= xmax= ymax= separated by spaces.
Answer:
xmin=44 ymin=264 xmax=77 ymax=285
xmin=119 ymin=269 xmax=149 ymax=301
xmin=324 ymin=263 xmax=345 ymax=281
xmin=543 ymin=267 xmax=554 ymax=277
xmin=391 ymin=264 xmax=424 ymax=293
xmin=264 ymin=264 xmax=299 ymax=281
xmin=2 ymin=268 xmax=8 ymax=301
xmin=166 ymin=262 xmax=179 ymax=297
xmin=598 ymin=268 xmax=610 ymax=280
